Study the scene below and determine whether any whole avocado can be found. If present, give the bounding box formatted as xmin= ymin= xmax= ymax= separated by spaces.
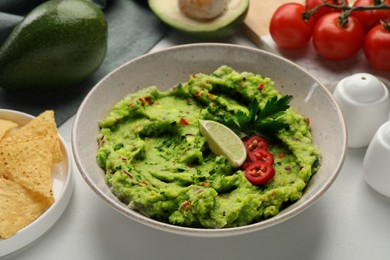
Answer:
xmin=0 ymin=0 xmax=108 ymax=90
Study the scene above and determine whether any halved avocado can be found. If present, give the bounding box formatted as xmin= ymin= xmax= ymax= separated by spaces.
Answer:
xmin=148 ymin=0 xmax=249 ymax=39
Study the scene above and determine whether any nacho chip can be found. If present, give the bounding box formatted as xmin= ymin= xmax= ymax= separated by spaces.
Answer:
xmin=2 ymin=110 xmax=63 ymax=163
xmin=0 ymin=110 xmax=64 ymax=239
xmin=0 ymin=177 xmax=52 ymax=239
xmin=0 ymin=119 xmax=18 ymax=140
xmin=0 ymin=136 xmax=55 ymax=200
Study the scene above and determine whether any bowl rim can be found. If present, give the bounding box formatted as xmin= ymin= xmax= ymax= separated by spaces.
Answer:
xmin=72 ymin=43 xmax=347 ymax=237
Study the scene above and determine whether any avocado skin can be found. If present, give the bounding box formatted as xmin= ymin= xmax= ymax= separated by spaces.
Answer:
xmin=0 ymin=0 xmax=108 ymax=90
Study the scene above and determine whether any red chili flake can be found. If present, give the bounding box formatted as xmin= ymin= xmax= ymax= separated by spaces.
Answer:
xmin=305 ymin=117 xmax=311 ymax=125
xmin=285 ymin=166 xmax=291 ymax=172
xmin=121 ymin=157 xmax=127 ymax=162
xmin=277 ymin=153 xmax=285 ymax=159
xmin=138 ymin=180 xmax=148 ymax=186
xmin=195 ymin=91 xmax=201 ymax=98
xmin=201 ymin=182 xmax=210 ymax=187
xmin=138 ymin=97 xmax=145 ymax=106
xmin=258 ymin=83 xmax=265 ymax=91
xmin=123 ymin=169 xmax=133 ymax=178
xmin=181 ymin=200 xmax=191 ymax=210
xmin=145 ymin=96 xmax=153 ymax=105
xmin=191 ymin=74 xmax=196 ymax=78
xmin=180 ymin=118 xmax=189 ymax=126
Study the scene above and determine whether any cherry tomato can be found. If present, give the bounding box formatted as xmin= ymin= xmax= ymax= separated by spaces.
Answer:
xmin=248 ymin=149 xmax=275 ymax=165
xmin=244 ymin=135 xmax=268 ymax=152
xmin=352 ymin=0 xmax=390 ymax=33
xmin=313 ymin=12 xmax=365 ymax=61
xmin=244 ymin=161 xmax=275 ymax=185
xmin=364 ymin=22 xmax=390 ymax=71
xmin=270 ymin=3 xmax=315 ymax=49
xmin=306 ymin=0 xmax=348 ymax=22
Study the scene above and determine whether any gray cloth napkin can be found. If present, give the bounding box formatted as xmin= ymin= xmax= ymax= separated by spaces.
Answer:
xmin=0 ymin=0 xmax=167 ymax=125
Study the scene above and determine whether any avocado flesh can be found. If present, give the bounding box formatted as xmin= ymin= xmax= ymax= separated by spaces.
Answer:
xmin=0 ymin=0 xmax=108 ymax=90
xmin=148 ymin=0 xmax=249 ymax=39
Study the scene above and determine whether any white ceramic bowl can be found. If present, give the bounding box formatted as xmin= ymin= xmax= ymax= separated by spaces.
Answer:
xmin=0 ymin=109 xmax=74 ymax=256
xmin=72 ymin=43 xmax=347 ymax=237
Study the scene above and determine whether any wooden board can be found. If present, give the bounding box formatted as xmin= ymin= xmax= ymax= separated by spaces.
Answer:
xmin=242 ymin=0 xmax=300 ymax=47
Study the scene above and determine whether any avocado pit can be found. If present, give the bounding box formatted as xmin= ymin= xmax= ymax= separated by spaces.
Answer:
xmin=178 ymin=0 xmax=228 ymax=20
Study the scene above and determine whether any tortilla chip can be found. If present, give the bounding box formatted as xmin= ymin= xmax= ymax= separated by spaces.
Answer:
xmin=0 ymin=136 xmax=55 ymax=199
xmin=0 ymin=177 xmax=52 ymax=239
xmin=0 ymin=110 xmax=64 ymax=239
xmin=2 ymin=110 xmax=63 ymax=163
xmin=0 ymin=119 xmax=18 ymax=140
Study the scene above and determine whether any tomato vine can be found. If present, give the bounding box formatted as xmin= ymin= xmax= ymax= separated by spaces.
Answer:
xmin=303 ymin=1 xmax=390 ymax=27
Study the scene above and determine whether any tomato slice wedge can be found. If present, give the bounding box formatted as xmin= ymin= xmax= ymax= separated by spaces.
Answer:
xmin=244 ymin=161 xmax=275 ymax=185
xmin=244 ymin=135 xmax=268 ymax=152
xmin=248 ymin=149 xmax=274 ymax=165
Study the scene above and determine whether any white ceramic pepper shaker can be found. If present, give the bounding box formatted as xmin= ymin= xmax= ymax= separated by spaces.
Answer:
xmin=333 ymin=73 xmax=389 ymax=148
xmin=363 ymin=121 xmax=390 ymax=198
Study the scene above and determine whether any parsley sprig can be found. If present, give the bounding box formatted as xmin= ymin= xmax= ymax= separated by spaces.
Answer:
xmin=225 ymin=95 xmax=293 ymax=140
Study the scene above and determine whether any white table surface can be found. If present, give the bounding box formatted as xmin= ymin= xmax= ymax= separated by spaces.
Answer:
xmin=3 ymin=30 xmax=390 ymax=260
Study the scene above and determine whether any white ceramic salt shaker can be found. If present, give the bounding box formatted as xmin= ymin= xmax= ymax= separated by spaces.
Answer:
xmin=363 ymin=121 xmax=390 ymax=198
xmin=333 ymin=73 xmax=389 ymax=148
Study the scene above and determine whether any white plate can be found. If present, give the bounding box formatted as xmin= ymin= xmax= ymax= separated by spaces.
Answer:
xmin=0 ymin=109 xmax=74 ymax=257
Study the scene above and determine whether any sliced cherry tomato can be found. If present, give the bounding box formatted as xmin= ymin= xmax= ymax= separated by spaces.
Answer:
xmin=270 ymin=3 xmax=315 ymax=49
xmin=306 ymin=0 xmax=348 ymax=22
xmin=352 ymin=0 xmax=390 ymax=33
xmin=364 ymin=22 xmax=390 ymax=71
xmin=312 ymin=12 xmax=365 ymax=61
xmin=244 ymin=161 xmax=275 ymax=185
xmin=244 ymin=135 xmax=268 ymax=152
xmin=248 ymin=149 xmax=274 ymax=165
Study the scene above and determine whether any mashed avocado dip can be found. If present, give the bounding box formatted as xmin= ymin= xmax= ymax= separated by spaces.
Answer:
xmin=97 ymin=66 xmax=321 ymax=228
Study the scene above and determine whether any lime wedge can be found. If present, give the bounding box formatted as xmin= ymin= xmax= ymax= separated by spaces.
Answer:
xmin=199 ymin=120 xmax=246 ymax=168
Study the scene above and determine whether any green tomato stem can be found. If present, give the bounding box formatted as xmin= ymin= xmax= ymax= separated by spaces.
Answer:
xmin=303 ymin=2 xmax=390 ymax=27
xmin=380 ymin=20 xmax=390 ymax=31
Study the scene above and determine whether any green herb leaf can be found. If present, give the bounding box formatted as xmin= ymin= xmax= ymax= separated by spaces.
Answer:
xmin=257 ymin=95 xmax=292 ymax=120
xmin=225 ymin=95 xmax=292 ymax=140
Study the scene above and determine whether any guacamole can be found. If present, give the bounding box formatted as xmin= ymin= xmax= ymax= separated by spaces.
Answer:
xmin=97 ymin=66 xmax=321 ymax=228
